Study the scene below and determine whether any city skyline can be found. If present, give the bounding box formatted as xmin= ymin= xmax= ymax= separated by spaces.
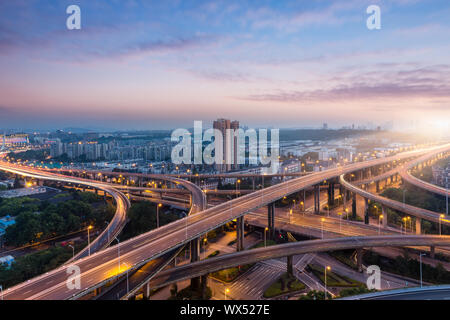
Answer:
xmin=0 ymin=0 xmax=449 ymax=133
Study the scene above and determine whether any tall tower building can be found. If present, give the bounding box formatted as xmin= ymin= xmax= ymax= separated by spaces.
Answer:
xmin=213 ymin=119 xmax=239 ymax=172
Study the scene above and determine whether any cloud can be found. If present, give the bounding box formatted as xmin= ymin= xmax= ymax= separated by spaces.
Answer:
xmin=238 ymin=64 xmax=450 ymax=104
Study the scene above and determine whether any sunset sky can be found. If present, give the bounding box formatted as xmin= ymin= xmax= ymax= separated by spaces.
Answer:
xmin=0 ymin=0 xmax=449 ymax=132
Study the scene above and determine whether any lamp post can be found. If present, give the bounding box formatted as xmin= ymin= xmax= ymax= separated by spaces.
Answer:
xmin=68 ymin=244 xmax=75 ymax=260
xmin=324 ymin=266 xmax=331 ymax=300
xmin=378 ymin=215 xmax=383 ymax=235
xmin=157 ymin=203 xmax=162 ymax=228
xmin=224 ymin=288 xmax=230 ymax=300
xmin=338 ymin=212 xmax=342 ymax=233
xmin=87 ymin=225 xmax=93 ymax=256
xmin=114 ymin=236 xmax=120 ymax=273
xmin=321 ymin=218 xmax=325 ymax=239
xmin=104 ymin=221 xmax=110 ymax=243
xmin=122 ymin=263 xmax=129 ymax=294
xmin=439 ymin=214 xmax=444 ymax=236
xmin=419 ymin=253 xmax=426 ymax=288
xmin=236 ymin=179 xmax=241 ymax=198
xmin=264 ymin=227 xmax=268 ymax=247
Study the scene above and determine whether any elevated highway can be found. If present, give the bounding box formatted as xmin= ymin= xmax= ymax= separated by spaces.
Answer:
xmin=148 ymin=235 xmax=450 ymax=290
xmin=1 ymin=144 xmax=450 ymax=299
xmin=399 ymin=151 xmax=450 ymax=198
xmin=340 ymin=174 xmax=450 ymax=227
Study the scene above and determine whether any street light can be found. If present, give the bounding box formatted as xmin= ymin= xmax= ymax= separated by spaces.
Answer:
xmin=321 ymin=218 xmax=325 ymax=239
xmin=114 ymin=236 xmax=121 ymax=273
xmin=419 ymin=253 xmax=426 ymax=288
xmin=87 ymin=225 xmax=93 ymax=256
xmin=68 ymin=244 xmax=75 ymax=260
xmin=402 ymin=217 xmax=407 ymax=234
xmin=104 ymin=221 xmax=110 ymax=243
xmin=289 ymin=209 xmax=293 ymax=223
xmin=338 ymin=212 xmax=342 ymax=232
xmin=157 ymin=203 xmax=163 ymax=228
xmin=324 ymin=266 xmax=331 ymax=300
xmin=378 ymin=215 xmax=384 ymax=235
xmin=122 ymin=263 xmax=130 ymax=294
xmin=264 ymin=227 xmax=268 ymax=247
xmin=224 ymin=288 xmax=230 ymax=300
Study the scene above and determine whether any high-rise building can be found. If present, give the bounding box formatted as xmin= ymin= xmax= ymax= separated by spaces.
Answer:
xmin=213 ymin=119 xmax=239 ymax=172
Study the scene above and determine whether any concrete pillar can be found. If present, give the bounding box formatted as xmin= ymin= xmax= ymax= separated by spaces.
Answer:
xmin=382 ymin=206 xmax=387 ymax=227
xmin=352 ymin=193 xmax=357 ymax=219
xmin=236 ymin=216 xmax=244 ymax=252
xmin=287 ymin=255 xmax=293 ymax=276
xmin=314 ymin=185 xmax=320 ymax=214
xmin=357 ymin=248 xmax=363 ymax=273
xmin=190 ymin=238 xmax=201 ymax=289
xmin=376 ymin=181 xmax=380 ymax=193
xmin=364 ymin=198 xmax=369 ymax=225
xmin=415 ymin=218 xmax=421 ymax=235
xmin=200 ymin=274 xmax=208 ymax=298
xmin=268 ymin=203 xmax=275 ymax=240
xmin=144 ymin=282 xmax=151 ymax=299
xmin=430 ymin=246 xmax=435 ymax=259
xmin=328 ymin=182 xmax=335 ymax=206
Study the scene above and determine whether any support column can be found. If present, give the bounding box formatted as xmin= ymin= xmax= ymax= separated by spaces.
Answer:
xmin=200 ymin=274 xmax=208 ymax=299
xmin=144 ymin=282 xmax=151 ymax=300
xmin=287 ymin=255 xmax=293 ymax=276
xmin=415 ymin=217 xmax=421 ymax=235
xmin=314 ymin=185 xmax=320 ymax=214
xmin=376 ymin=181 xmax=380 ymax=193
xmin=268 ymin=203 xmax=275 ymax=240
xmin=357 ymin=248 xmax=363 ymax=273
xmin=364 ymin=198 xmax=369 ymax=225
xmin=328 ymin=182 xmax=335 ymax=206
xmin=190 ymin=238 xmax=201 ymax=289
xmin=352 ymin=193 xmax=357 ymax=219
xmin=382 ymin=206 xmax=387 ymax=227
xmin=430 ymin=246 xmax=435 ymax=259
xmin=236 ymin=216 xmax=244 ymax=252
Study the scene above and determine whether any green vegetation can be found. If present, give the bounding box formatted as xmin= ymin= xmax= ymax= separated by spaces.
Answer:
xmin=0 ymin=243 xmax=86 ymax=289
xmin=207 ymin=250 xmax=220 ymax=258
xmin=298 ymin=290 xmax=331 ymax=300
xmin=381 ymin=186 xmax=448 ymax=234
xmin=250 ymin=239 xmax=277 ymax=249
xmin=0 ymin=197 xmax=40 ymax=217
xmin=5 ymin=193 xmax=114 ymax=246
xmin=329 ymin=250 xmax=358 ymax=270
xmin=169 ymin=285 xmax=212 ymax=300
xmin=263 ymin=272 xmax=306 ymax=298
xmin=338 ymin=286 xmax=376 ymax=298
xmin=307 ymin=264 xmax=363 ymax=287
xmin=211 ymin=264 xmax=254 ymax=282
xmin=381 ymin=186 xmax=446 ymax=214
xmin=7 ymin=149 xmax=49 ymax=162
xmin=119 ymin=201 xmax=180 ymax=241
xmin=363 ymin=251 xmax=450 ymax=284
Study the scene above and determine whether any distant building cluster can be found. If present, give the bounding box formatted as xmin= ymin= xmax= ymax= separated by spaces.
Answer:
xmin=0 ymin=187 xmax=47 ymax=199
xmin=50 ymin=140 xmax=172 ymax=161
xmin=0 ymin=134 xmax=29 ymax=149
xmin=432 ymin=163 xmax=450 ymax=187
